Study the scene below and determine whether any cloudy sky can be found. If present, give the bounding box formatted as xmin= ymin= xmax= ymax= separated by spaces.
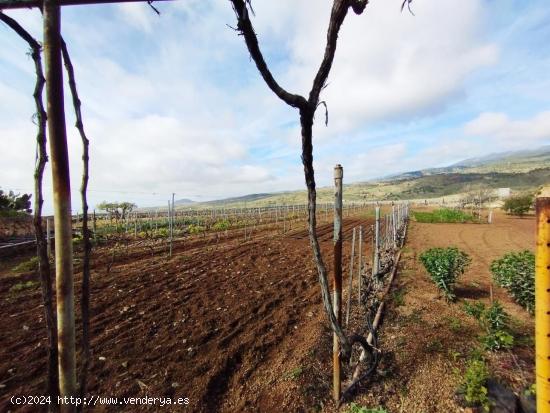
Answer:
xmin=1 ymin=0 xmax=549 ymax=213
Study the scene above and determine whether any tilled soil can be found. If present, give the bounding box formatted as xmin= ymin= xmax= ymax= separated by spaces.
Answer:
xmin=1 ymin=211 xmax=535 ymax=413
xmin=0 ymin=216 xmax=374 ymax=412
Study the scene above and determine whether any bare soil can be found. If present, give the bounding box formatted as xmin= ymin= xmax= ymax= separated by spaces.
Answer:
xmin=0 ymin=211 xmax=535 ymax=412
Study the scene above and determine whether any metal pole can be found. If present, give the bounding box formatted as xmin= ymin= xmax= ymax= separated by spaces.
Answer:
xmin=536 ymin=188 xmax=550 ymax=412
xmin=44 ymin=0 xmax=77 ymax=402
xmin=332 ymin=164 xmax=343 ymax=401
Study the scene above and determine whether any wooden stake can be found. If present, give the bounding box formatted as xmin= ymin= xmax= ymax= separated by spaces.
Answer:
xmin=357 ymin=225 xmax=363 ymax=306
xmin=373 ymin=207 xmax=380 ymax=276
xmin=345 ymin=227 xmax=356 ymax=326
xmin=332 ymin=164 xmax=343 ymax=402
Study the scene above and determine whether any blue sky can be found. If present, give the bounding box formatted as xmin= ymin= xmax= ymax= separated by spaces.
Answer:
xmin=1 ymin=0 xmax=549 ymax=213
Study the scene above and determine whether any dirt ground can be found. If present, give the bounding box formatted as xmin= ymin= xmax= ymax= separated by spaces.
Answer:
xmin=348 ymin=211 xmax=535 ymax=412
xmin=0 ymin=210 xmax=536 ymax=412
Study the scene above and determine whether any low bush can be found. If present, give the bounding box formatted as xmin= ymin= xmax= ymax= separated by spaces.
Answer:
xmin=212 ymin=219 xmax=231 ymax=231
xmin=490 ymin=250 xmax=534 ymax=313
xmin=464 ymin=301 xmax=514 ymax=351
xmin=420 ymin=247 xmax=471 ymax=301
xmin=502 ymin=194 xmax=533 ymax=217
xmin=459 ymin=357 xmax=490 ymax=412
xmin=413 ymin=208 xmax=476 ymax=223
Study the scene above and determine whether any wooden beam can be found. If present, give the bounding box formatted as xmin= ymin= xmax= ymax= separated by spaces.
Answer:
xmin=0 ymin=0 xmax=171 ymax=10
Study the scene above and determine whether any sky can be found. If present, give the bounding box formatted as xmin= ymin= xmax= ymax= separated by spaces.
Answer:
xmin=1 ymin=0 xmax=550 ymax=213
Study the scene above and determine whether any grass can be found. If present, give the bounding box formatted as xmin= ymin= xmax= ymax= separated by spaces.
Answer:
xmin=283 ymin=366 xmax=303 ymax=380
xmin=392 ymin=288 xmax=406 ymax=306
xmin=413 ymin=208 xmax=476 ymax=223
xmin=12 ymin=256 xmax=39 ymax=273
xmin=9 ymin=280 xmax=38 ymax=293
xmin=346 ymin=404 xmax=388 ymax=413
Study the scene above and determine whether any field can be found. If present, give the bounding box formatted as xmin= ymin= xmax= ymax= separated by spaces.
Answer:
xmin=0 ymin=208 xmax=535 ymax=412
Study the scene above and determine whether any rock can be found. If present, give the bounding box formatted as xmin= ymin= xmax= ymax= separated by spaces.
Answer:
xmin=518 ymin=393 xmax=535 ymax=413
xmin=487 ymin=379 xmax=519 ymax=413
xmin=121 ymin=361 xmax=128 ymax=368
xmin=22 ymin=325 xmax=29 ymax=331
xmin=171 ymin=382 xmax=179 ymax=388
xmin=98 ymin=356 xmax=106 ymax=361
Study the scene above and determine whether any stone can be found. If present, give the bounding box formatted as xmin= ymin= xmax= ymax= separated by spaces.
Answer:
xmin=487 ymin=379 xmax=519 ymax=413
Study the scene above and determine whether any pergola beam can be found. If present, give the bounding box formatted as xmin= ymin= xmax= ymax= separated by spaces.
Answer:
xmin=0 ymin=0 xmax=171 ymax=10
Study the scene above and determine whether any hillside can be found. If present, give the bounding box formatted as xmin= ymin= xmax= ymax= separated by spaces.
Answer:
xmin=191 ymin=147 xmax=550 ymax=208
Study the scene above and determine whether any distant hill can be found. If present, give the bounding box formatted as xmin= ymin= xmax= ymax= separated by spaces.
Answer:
xmin=175 ymin=198 xmax=195 ymax=205
xmin=183 ymin=146 xmax=550 ymax=208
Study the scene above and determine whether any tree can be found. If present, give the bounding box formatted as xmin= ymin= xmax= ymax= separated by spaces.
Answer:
xmin=0 ymin=188 xmax=32 ymax=214
xmin=503 ymin=194 xmax=533 ymax=217
xmin=229 ymin=0 xmax=410 ymax=364
xmin=119 ymin=202 xmax=137 ymax=220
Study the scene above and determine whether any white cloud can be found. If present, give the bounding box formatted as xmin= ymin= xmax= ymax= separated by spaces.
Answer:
xmin=464 ymin=110 xmax=550 ymax=143
xmin=249 ymin=0 xmax=497 ymax=133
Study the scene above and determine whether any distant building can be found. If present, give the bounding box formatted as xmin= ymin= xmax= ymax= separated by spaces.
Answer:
xmin=495 ymin=188 xmax=511 ymax=198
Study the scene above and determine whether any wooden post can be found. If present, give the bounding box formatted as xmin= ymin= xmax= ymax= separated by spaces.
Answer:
xmin=535 ymin=188 xmax=550 ymax=412
xmin=46 ymin=217 xmax=52 ymax=259
xmin=488 ymin=209 xmax=493 ymax=224
xmin=332 ymin=164 xmax=343 ymax=402
xmin=345 ymin=227 xmax=356 ymax=326
xmin=43 ymin=0 xmax=77 ymax=402
xmin=392 ymin=205 xmax=397 ymax=249
xmin=373 ymin=207 xmax=380 ymax=276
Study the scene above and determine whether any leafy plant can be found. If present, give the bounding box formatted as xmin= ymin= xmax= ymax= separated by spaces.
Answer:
xmin=413 ymin=208 xmax=476 ymax=223
xmin=464 ymin=301 xmax=514 ymax=351
xmin=502 ymin=194 xmax=533 ymax=217
xmin=212 ymin=219 xmax=231 ymax=231
xmin=459 ymin=358 xmax=490 ymax=411
xmin=187 ymin=224 xmax=205 ymax=235
xmin=420 ymin=247 xmax=471 ymax=301
xmin=491 ymin=251 xmax=534 ymax=313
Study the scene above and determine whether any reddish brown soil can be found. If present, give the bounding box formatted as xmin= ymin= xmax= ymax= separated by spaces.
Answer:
xmin=0 ymin=211 xmax=536 ymax=413
xmin=349 ymin=211 xmax=535 ymax=412
xmin=0 ymin=215 xmax=374 ymax=412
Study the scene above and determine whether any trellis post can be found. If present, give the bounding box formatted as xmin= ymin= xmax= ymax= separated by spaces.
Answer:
xmin=332 ymin=164 xmax=343 ymax=401
xmin=43 ymin=0 xmax=77 ymax=403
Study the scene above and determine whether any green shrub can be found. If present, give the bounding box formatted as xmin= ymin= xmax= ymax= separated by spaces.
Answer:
xmin=187 ymin=224 xmax=205 ymax=235
xmin=212 ymin=219 xmax=231 ymax=231
xmin=503 ymin=194 xmax=533 ymax=217
xmin=414 ymin=208 xmax=476 ymax=223
xmin=490 ymin=251 xmax=534 ymax=313
xmin=459 ymin=358 xmax=490 ymax=411
xmin=464 ymin=301 xmax=514 ymax=351
xmin=420 ymin=247 xmax=471 ymax=301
